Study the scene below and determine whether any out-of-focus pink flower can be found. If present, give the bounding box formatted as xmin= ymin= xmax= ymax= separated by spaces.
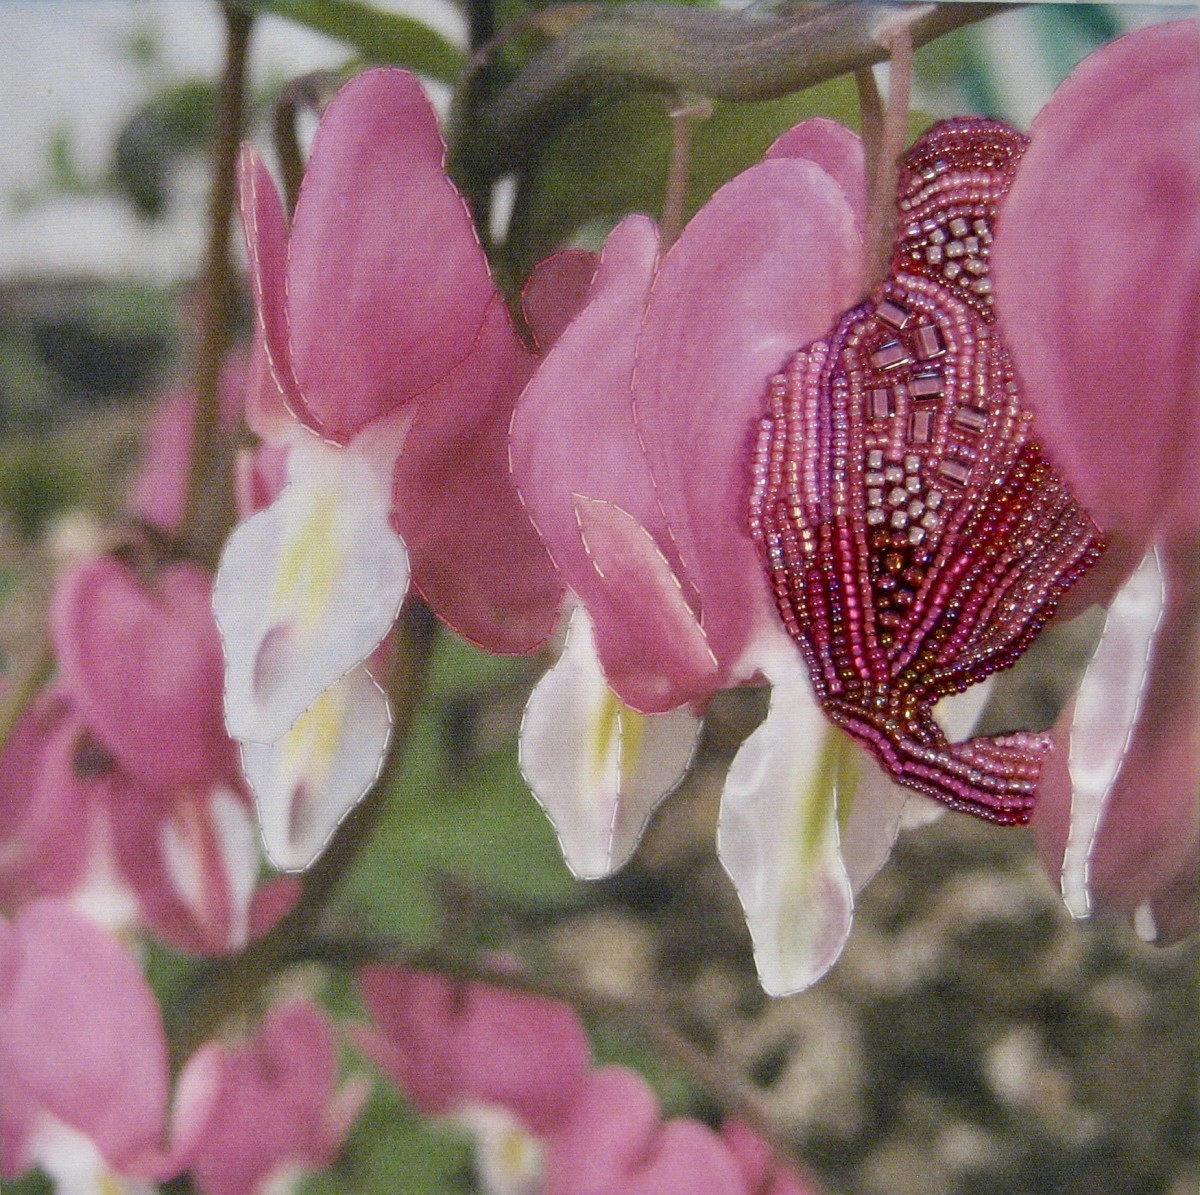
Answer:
xmin=0 ymin=691 xmax=92 ymax=907
xmin=545 ymin=1066 xmax=750 ymax=1195
xmin=357 ymin=966 xmax=813 ymax=1195
xmin=0 ymin=900 xmax=212 ymax=1189
xmin=992 ymin=19 xmax=1200 ymax=941
xmin=185 ymin=998 xmax=366 ymax=1195
xmin=510 ymin=121 xmax=997 ymax=994
xmin=131 ymin=358 xmax=245 ymax=535
xmin=357 ymin=966 xmax=591 ymax=1133
xmin=21 ymin=553 xmax=297 ymax=953
xmin=215 ymin=68 xmax=560 ymax=872
xmin=720 ymin=1119 xmax=827 ymax=1195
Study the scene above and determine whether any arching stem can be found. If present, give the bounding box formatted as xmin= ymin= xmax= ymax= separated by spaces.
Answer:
xmin=862 ymin=23 xmax=913 ymax=290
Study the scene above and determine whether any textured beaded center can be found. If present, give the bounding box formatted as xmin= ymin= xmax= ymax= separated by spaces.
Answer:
xmin=749 ymin=118 xmax=1105 ymax=824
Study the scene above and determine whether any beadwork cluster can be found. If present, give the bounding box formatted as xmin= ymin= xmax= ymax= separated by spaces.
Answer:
xmin=749 ymin=118 xmax=1105 ymax=824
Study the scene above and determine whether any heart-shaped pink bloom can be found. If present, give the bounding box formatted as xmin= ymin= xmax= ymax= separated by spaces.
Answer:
xmin=243 ymin=69 xmax=495 ymax=443
xmin=131 ymin=359 xmax=245 ymax=535
xmin=512 ymin=122 xmax=865 ymax=712
xmin=357 ymin=965 xmax=591 ymax=1134
xmin=185 ymin=998 xmax=366 ymax=1195
xmin=0 ymin=901 xmax=200 ymax=1184
xmin=52 ymin=555 xmax=236 ymax=789
xmin=0 ymin=691 xmax=92 ymax=906
xmin=40 ymin=554 xmax=291 ymax=952
xmin=992 ymin=18 xmax=1200 ymax=939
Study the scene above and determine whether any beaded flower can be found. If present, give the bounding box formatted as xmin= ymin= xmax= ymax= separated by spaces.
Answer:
xmin=749 ymin=117 xmax=1104 ymax=826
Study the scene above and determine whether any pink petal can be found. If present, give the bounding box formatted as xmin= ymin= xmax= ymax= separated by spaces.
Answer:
xmin=721 ymin=1119 xmax=825 ymax=1195
xmin=455 ymin=981 xmax=591 ymax=1133
xmin=545 ymin=1066 xmax=661 ymax=1195
xmin=286 ymin=70 xmax=496 ymax=440
xmin=187 ymin=998 xmax=354 ymax=1195
xmin=358 ymin=967 xmax=591 ymax=1132
xmin=0 ymin=901 xmax=170 ymax=1175
xmin=131 ymin=363 xmax=246 ymax=534
xmin=247 ymin=875 xmax=302 ymax=939
xmin=130 ymin=387 xmax=194 ymax=534
xmin=0 ymin=689 xmax=90 ymax=905
xmin=238 ymin=147 xmax=310 ymax=427
xmin=356 ymin=967 xmax=459 ymax=1115
xmin=632 ymin=158 xmax=863 ymax=678
xmin=765 ymin=117 xmax=867 ymax=238
xmin=573 ymin=497 xmax=718 ymax=712
xmin=242 ymin=324 xmax=293 ymax=442
xmin=234 ymin=440 xmax=290 ymax=519
xmin=107 ymin=774 xmax=257 ymax=955
xmin=512 ymin=217 xmax=716 ymax=707
xmin=1084 ymin=539 xmax=1199 ymax=938
xmin=992 ymin=20 xmax=1200 ymax=567
xmin=392 ymin=296 xmax=562 ymax=654
xmin=52 ymin=556 xmax=236 ymax=789
xmin=521 ymin=249 xmax=600 ymax=351
xmin=622 ymin=1118 xmax=749 ymax=1195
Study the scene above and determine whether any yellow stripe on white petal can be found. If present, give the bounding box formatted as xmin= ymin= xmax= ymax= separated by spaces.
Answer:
xmin=215 ymin=439 xmax=409 ymax=745
xmin=457 ymin=1103 xmax=543 ymax=1195
xmin=1061 ymin=548 xmax=1165 ymax=918
xmin=241 ymin=664 xmax=391 ymax=872
xmin=28 ymin=1117 xmax=157 ymax=1195
xmin=520 ymin=605 xmax=700 ymax=880
xmin=718 ymin=641 xmax=853 ymax=996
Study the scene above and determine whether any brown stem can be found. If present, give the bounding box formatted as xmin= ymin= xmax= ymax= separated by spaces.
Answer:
xmin=0 ymin=643 xmax=52 ymax=755
xmin=462 ymin=2 xmax=1014 ymax=185
xmin=182 ymin=2 xmax=253 ymax=567
xmin=660 ymin=96 xmax=711 ymax=250
xmin=273 ymin=71 xmax=339 ymax=215
xmin=855 ymin=64 xmax=884 ymax=230
xmin=863 ymin=21 xmax=914 ymax=290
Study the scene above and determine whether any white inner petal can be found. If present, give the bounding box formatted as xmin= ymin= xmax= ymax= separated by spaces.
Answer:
xmin=519 ymin=604 xmax=699 ymax=880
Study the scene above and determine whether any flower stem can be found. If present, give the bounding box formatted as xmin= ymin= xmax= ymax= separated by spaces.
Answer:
xmin=273 ymin=71 xmax=339 ymax=214
xmin=660 ymin=95 xmax=711 ymax=250
xmin=863 ymin=22 xmax=913 ymax=290
xmin=182 ymin=1 xmax=253 ymax=567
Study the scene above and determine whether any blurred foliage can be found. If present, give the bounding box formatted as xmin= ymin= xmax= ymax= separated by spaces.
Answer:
xmin=0 ymin=282 xmax=177 ymax=435
xmin=113 ymin=79 xmax=220 ymax=216
xmin=306 ymin=1087 xmax=475 ymax=1195
xmin=0 ymin=439 xmax=91 ymax=538
xmin=504 ymin=74 xmax=863 ymax=275
xmin=231 ymin=0 xmax=465 ymax=82
xmin=338 ymin=634 xmax=577 ymax=946
xmin=3 ymin=5 xmax=1196 ymax=1195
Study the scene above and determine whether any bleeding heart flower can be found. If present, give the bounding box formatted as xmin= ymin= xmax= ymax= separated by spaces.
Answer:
xmin=356 ymin=965 xmax=809 ymax=1195
xmin=34 ymin=554 xmax=296 ymax=954
xmin=511 ymin=120 xmax=1003 ymax=994
xmin=131 ymin=359 xmax=246 ymax=537
xmin=215 ymin=68 xmax=560 ymax=872
xmin=184 ymin=998 xmax=367 ymax=1195
xmin=0 ymin=901 xmax=215 ymax=1191
xmin=991 ymin=18 xmax=1200 ymax=941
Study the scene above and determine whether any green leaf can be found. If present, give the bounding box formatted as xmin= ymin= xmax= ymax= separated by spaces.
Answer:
xmin=232 ymin=0 xmax=464 ymax=84
xmin=338 ymin=642 xmax=576 ymax=943
xmin=505 ymin=75 xmax=862 ymax=275
xmin=304 ymin=1084 xmax=474 ymax=1195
